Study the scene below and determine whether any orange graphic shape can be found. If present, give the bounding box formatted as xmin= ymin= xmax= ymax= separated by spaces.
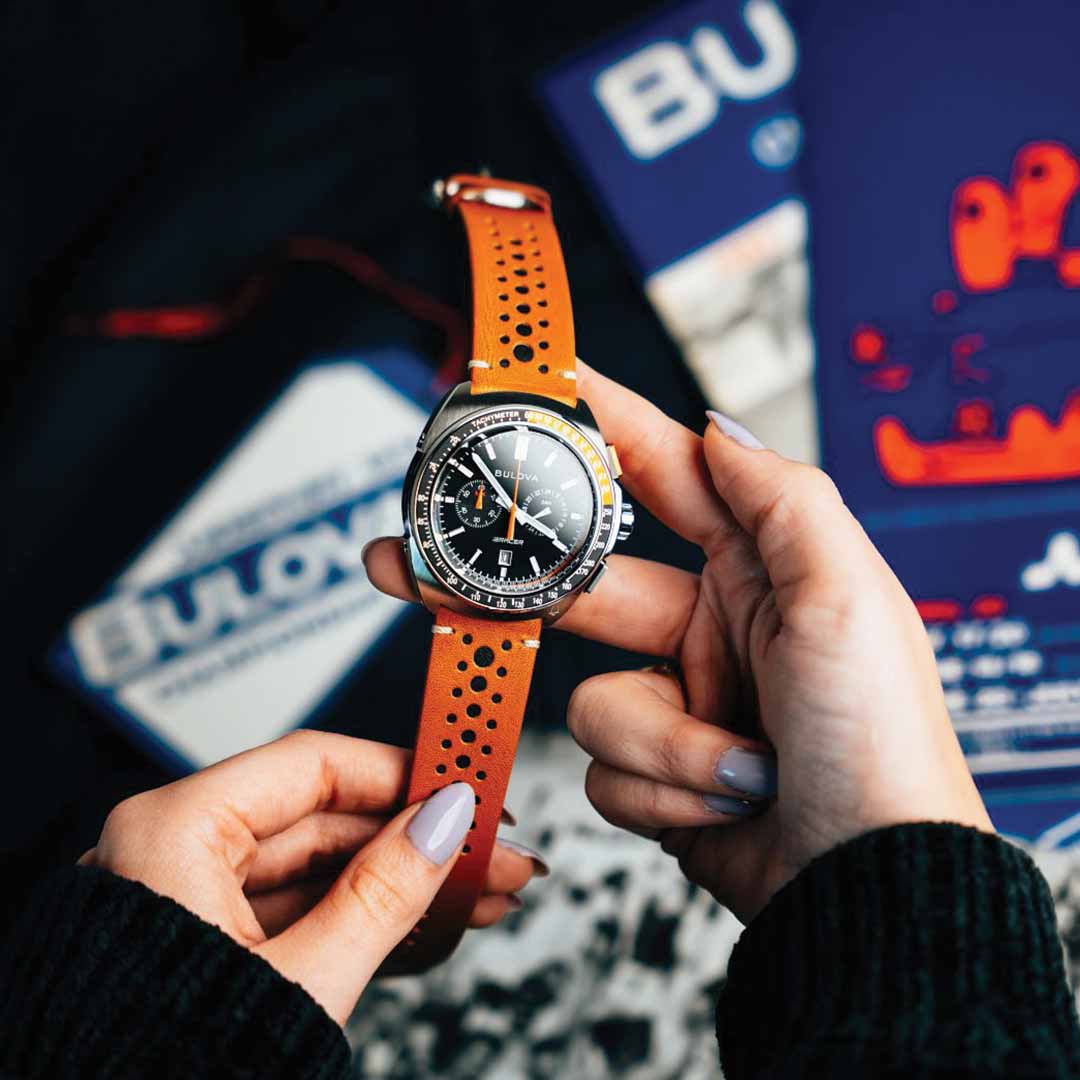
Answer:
xmin=1058 ymin=249 xmax=1080 ymax=286
xmin=874 ymin=390 xmax=1080 ymax=486
xmin=1011 ymin=141 xmax=1080 ymax=257
xmin=950 ymin=177 xmax=1015 ymax=291
xmin=949 ymin=141 xmax=1080 ymax=292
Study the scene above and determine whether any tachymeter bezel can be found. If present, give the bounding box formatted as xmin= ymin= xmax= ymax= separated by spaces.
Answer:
xmin=409 ymin=406 xmax=615 ymax=615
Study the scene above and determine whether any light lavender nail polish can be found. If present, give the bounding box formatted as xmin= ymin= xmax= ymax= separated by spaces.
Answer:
xmin=703 ymin=793 xmax=760 ymax=816
xmin=496 ymin=837 xmax=551 ymax=877
xmin=715 ymin=747 xmax=778 ymax=798
xmin=706 ymin=410 xmax=765 ymax=450
xmin=407 ymin=783 xmax=474 ymax=865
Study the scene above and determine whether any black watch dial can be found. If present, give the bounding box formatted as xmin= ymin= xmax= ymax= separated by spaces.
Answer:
xmin=423 ymin=423 xmax=598 ymax=598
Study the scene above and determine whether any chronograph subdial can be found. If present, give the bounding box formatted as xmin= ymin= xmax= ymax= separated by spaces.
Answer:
xmin=520 ymin=488 xmax=569 ymax=537
xmin=453 ymin=477 xmax=504 ymax=529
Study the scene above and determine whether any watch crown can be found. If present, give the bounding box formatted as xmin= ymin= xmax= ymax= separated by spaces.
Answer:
xmin=616 ymin=501 xmax=635 ymax=543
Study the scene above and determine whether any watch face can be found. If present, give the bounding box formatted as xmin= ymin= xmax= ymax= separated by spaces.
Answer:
xmin=410 ymin=406 xmax=616 ymax=614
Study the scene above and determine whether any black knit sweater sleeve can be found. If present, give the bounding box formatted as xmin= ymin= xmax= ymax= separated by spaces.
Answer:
xmin=718 ymin=823 xmax=1080 ymax=1079
xmin=0 ymin=865 xmax=350 ymax=1080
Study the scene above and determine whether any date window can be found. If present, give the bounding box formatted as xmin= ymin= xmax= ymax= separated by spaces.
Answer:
xmin=498 ymin=550 xmax=513 ymax=567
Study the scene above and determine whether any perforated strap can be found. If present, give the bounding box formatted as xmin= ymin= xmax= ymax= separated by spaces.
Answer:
xmin=380 ymin=608 xmax=541 ymax=974
xmin=443 ymin=174 xmax=577 ymax=406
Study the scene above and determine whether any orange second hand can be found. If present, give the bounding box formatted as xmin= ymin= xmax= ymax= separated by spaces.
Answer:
xmin=507 ymin=472 xmax=521 ymax=540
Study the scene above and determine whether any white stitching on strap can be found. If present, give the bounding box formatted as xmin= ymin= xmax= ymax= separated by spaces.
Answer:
xmin=559 ymin=370 xmax=577 ymax=381
xmin=522 ymin=639 xmax=541 ymax=649
xmin=431 ymin=625 xmax=455 ymax=635
xmin=468 ymin=360 xmax=491 ymax=370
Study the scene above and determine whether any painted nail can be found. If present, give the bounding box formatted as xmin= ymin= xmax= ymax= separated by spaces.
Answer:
xmin=703 ymin=793 xmax=760 ymax=817
xmin=500 ymin=806 xmax=518 ymax=827
xmin=497 ymin=837 xmax=551 ymax=877
xmin=407 ymin=782 xmax=474 ymax=865
xmin=715 ymin=747 xmax=778 ymax=798
xmin=506 ymin=893 xmax=525 ymax=911
xmin=706 ymin=410 xmax=765 ymax=450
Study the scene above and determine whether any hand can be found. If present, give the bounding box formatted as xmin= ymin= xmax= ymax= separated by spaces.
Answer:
xmin=364 ymin=363 xmax=991 ymax=923
xmin=79 ymin=731 xmax=546 ymax=1023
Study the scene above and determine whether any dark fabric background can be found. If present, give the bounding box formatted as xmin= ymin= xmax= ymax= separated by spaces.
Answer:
xmin=0 ymin=0 xmax=706 ymax=932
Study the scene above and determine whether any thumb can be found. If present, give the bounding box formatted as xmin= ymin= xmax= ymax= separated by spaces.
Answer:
xmin=703 ymin=411 xmax=874 ymax=594
xmin=255 ymin=782 xmax=474 ymax=1024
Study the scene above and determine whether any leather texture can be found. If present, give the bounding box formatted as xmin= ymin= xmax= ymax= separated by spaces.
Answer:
xmin=382 ymin=608 xmax=541 ymax=974
xmin=445 ymin=174 xmax=578 ymax=407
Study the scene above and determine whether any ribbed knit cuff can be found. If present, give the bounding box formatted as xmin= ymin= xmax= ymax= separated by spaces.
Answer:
xmin=719 ymin=823 xmax=1080 ymax=1079
xmin=0 ymin=866 xmax=350 ymax=1079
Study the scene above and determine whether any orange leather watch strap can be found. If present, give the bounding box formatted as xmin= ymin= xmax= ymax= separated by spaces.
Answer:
xmin=381 ymin=607 xmax=541 ymax=974
xmin=443 ymin=174 xmax=577 ymax=406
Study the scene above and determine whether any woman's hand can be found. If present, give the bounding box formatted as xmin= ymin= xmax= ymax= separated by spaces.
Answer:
xmin=364 ymin=362 xmax=991 ymax=923
xmin=79 ymin=731 xmax=544 ymax=1024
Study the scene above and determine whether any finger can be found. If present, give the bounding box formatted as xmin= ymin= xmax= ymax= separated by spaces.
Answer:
xmin=469 ymin=893 xmax=523 ymax=928
xmin=586 ymin=761 xmax=762 ymax=831
xmin=702 ymin=419 xmax=879 ymax=599
xmin=659 ymin=812 xmax=780 ymax=924
xmin=255 ymin=782 xmax=475 ymax=1025
xmin=568 ymin=670 xmax=775 ymax=797
xmin=76 ymin=848 xmax=96 ymax=867
xmin=245 ymin=812 xmax=386 ymax=894
xmin=250 ymin=878 xmax=330 ymax=937
xmin=248 ymin=812 xmax=540 ymax=900
xmin=363 ymin=535 xmax=418 ymax=601
xmin=152 ymin=730 xmax=411 ymax=846
xmin=364 ymin=536 xmax=701 ymax=657
xmin=251 ymin=850 xmax=537 ymax=939
xmin=576 ymin=359 xmax=730 ymax=548
xmin=488 ymin=838 xmax=549 ymax=892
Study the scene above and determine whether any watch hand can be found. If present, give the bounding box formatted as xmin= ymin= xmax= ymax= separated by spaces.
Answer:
xmin=469 ymin=453 xmax=558 ymax=540
xmin=513 ymin=506 xmax=557 ymax=540
xmin=474 ymin=483 xmax=486 ymax=510
xmin=532 ymin=507 xmax=552 ymax=520
xmin=506 ymin=470 xmax=522 ymax=540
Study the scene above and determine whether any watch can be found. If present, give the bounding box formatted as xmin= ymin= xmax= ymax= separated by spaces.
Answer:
xmin=384 ymin=174 xmax=634 ymax=973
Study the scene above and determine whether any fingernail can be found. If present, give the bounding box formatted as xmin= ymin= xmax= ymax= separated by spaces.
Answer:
xmin=407 ymin=783 xmax=474 ymax=865
xmin=500 ymin=806 xmax=517 ymax=827
xmin=497 ymin=837 xmax=551 ymax=877
xmin=715 ymin=748 xmax=778 ymax=798
xmin=506 ymin=893 xmax=525 ymax=911
xmin=706 ymin=410 xmax=765 ymax=450
xmin=703 ymin=793 xmax=760 ymax=817
xmin=360 ymin=538 xmax=379 ymax=564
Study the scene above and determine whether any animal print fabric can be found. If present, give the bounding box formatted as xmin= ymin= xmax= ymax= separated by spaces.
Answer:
xmin=347 ymin=734 xmax=1080 ymax=1079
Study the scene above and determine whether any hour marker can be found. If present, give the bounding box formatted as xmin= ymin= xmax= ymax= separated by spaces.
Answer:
xmin=482 ymin=440 xmax=496 ymax=460
xmin=552 ymin=539 xmax=569 ymax=553
xmin=529 ymin=556 xmax=541 ymax=575
xmin=468 ymin=549 xmax=482 ymax=565
xmin=514 ymin=435 xmax=530 ymax=461
xmin=454 ymin=461 xmax=474 ymax=478
xmin=533 ymin=507 xmax=552 ymax=520
xmin=447 ymin=527 xmax=465 ymax=538
xmin=560 ymin=478 xmax=578 ymax=490
xmin=543 ymin=450 xmax=557 ymax=469
xmin=570 ymin=512 xmax=583 ymax=520
xmin=500 ymin=567 xmax=508 ymax=579
xmin=442 ymin=495 xmax=455 ymax=503
xmin=498 ymin=550 xmax=513 ymax=567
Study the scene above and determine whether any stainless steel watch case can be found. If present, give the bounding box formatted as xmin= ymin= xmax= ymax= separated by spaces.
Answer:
xmin=402 ymin=381 xmax=632 ymax=625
